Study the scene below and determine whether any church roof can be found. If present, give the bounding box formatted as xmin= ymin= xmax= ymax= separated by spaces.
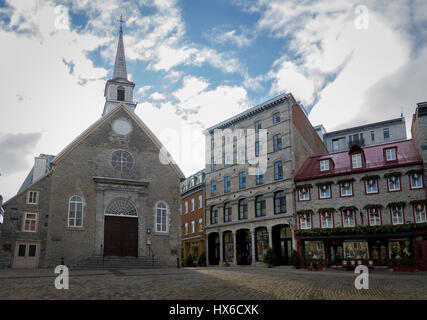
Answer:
xmin=18 ymin=154 xmax=55 ymax=193
xmin=113 ymin=30 xmax=128 ymax=80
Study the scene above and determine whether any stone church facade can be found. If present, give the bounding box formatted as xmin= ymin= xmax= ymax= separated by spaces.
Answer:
xmin=0 ymin=28 xmax=184 ymax=269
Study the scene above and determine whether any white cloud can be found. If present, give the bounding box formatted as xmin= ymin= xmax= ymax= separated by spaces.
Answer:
xmin=137 ymin=85 xmax=152 ymax=97
xmin=149 ymin=92 xmax=166 ymax=101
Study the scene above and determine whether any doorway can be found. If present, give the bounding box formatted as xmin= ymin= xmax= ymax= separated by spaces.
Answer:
xmin=236 ymin=229 xmax=252 ymax=265
xmin=369 ymin=240 xmax=388 ymax=265
xmin=272 ymin=224 xmax=292 ymax=265
xmin=208 ymin=233 xmax=220 ymax=265
xmin=104 ymin=216 xmax=138 ymax=257
xmin=325 ymin=241 xmax=343 ymax=265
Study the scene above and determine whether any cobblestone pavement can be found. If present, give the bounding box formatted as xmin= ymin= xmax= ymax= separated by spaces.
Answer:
xmin=0 ymin=266 xmax=426 ymax=300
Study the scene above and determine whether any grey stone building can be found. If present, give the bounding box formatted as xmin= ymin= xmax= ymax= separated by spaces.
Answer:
xmin=203 ymin=93 xmax=327 ymax=266
xmin=0 ymin=28 xmax=184 ymax=269
xmin=321 ymin=117 xmax=407 ymax=153
xmin=294 ymin=139 xmax=427 ymax=270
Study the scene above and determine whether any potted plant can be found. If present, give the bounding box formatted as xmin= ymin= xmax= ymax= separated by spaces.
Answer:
xmin=263 ymin=247 xmax=276 ymax=268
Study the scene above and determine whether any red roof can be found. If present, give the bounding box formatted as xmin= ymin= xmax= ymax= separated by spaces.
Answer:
xmin=294 ymin=140 xmax=422 ymax=181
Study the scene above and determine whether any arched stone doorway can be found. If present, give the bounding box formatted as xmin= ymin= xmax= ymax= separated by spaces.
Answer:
xmin=104 ymin=198 xmax=138 ymax=257
xmin=272 ymin=224 xmax=293 ymax=265
xmin=236 ymin=229 xmax=252 ymax=265
xmin=208 ymin=233 xmax=220 ymax=265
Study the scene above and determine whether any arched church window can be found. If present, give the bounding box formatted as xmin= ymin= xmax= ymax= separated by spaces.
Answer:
xmin=105 ymin=198 xmax=137 ymax=217
xmin=155 ymin=202 xmax=168 ymax=232
xmin=112 ymin=150 xmax=133 ymax=172
xmin=117 ymin=87 xmax=125 ymax=101
xmin=68 ymin=196 xmax=83 ymax=227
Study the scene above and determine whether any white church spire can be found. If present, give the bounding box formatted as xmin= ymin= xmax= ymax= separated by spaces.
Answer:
xmin=102 ymin=17 xmax=137 ymax=116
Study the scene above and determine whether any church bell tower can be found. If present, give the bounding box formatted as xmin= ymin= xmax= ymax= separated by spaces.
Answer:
xmin=102 ymin=17 xmax=137 ymax=116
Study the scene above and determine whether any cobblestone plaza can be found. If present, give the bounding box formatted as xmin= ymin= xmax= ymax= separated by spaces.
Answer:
xmin=0 ymin=266 xmax=426 ymax=300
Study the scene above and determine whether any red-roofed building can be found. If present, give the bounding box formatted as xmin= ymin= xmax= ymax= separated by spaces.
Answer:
xmin=294 ymin=139 xmax=427 ymax=271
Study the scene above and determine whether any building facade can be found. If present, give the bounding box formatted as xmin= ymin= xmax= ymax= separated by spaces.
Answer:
xmin=322 ymin=117 xmax=407 ymax=153
xmin=294 ymin=139 xmax=427 ymax=270
xmin=203 ymin=93 xmax=327 ymax=266
xmin=181 ymin=170 xmax=206 ymax=265
xmin=0 ymin=28 xmax=184 ymax=269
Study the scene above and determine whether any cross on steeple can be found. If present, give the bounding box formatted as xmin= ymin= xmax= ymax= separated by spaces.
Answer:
xmin=118 ymin=15 xmax=125 ymax=33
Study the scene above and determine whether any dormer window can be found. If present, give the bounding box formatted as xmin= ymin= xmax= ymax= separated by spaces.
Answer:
xmin=351 ymin=153 xmax=362 ymax=169
xmin=117 ymin=87 xmax=125 ymax=101
xmin=320 ymin=160 xmax=330 ymax=172
xmin=385 ymin=148 xmax=397 ymax=161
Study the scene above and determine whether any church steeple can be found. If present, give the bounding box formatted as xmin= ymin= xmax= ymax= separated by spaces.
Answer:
xmin=102 ymin=17 xmax=137 ymax=116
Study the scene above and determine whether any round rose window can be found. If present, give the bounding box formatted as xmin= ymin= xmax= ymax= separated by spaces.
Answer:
xmin=112 ymin=150 xmax=133 ymax=172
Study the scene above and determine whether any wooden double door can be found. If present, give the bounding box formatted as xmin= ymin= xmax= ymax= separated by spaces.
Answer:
xmin=104 ymin=216 xmax=138 ymax=257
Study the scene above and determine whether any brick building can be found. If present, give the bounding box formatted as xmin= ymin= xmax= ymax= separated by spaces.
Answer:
xmin=180 ymin=169 xmax=206 ymax=265
xmin=0 ymin=28 xmax=184 ymax=269
xmin=203 ymin=93 xmax=326 ymax=266
xmin=294 ymin=139 xmax=427 ymax=270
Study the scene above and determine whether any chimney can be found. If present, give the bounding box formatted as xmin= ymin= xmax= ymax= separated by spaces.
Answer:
xmin=33 ymin=156 xmax=47 ymax=183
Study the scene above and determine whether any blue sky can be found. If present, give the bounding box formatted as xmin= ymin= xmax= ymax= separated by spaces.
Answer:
xmin=0 ymin=0 xmax=427 ymax=200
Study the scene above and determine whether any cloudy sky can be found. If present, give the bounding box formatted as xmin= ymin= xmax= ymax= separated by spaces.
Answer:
xmin=0 ymin=0 xmax=426 ymax=200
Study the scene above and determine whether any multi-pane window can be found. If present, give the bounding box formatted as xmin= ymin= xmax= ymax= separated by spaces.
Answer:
xmin=210 ymin=206 xmax=218 ymax=224
xmin=239 ymin=171 xmax=246 ymax=189
xmin=410 ymin=173 xmax=423 ymax=189
xmin=274 ymin=191 xmax=286 ymax=214
xmin=224 ymin=176 xmax=231 ymax=193
xmin=255 ymin=120 xmax=262 ymax=132
xmin=351 ymin=153 xmax=362 ymax=169
xmin=68 ymin=196 xmax=83 ymax=227
xmin=383 ymin=128 xmax=390 ymax=140
xmin=273 ymin=112 xmax=280 ymax=124
xmin=340 ymin=181 xmax=353 ymax=197
xmin=342 ymin=210 xmax=355 ymax=227
xmin=300 ymin=214 xmax=311 ymax=229
xmin=255 ymin=141 xmax=260 ymax=157
xmin=298 ymin=188 xmax=310 ymax=201
xmin=388 ymin=175 xmax=401 ymax=191
xmin=368 ymin=208 xmax=381 ymax=226
xmin=210 ymin=157 xmax=216 ymax=171
xmin=198 ymin=218 xmax=203 ymax=231
xmin=274 ymin=161 xmax=283 ymax=180
xmin=255 ymin=195 xmax=266 ymax=217
xmin=320 ymin=212 xmax=333 ymax=228
xmin=319 ymin=184 xmax=331 ymax=199
xmin=255 ymin=167 xmax=264 ymax=185
xmin=27 ymin=191 xmax=38 ymax=204
xmin=156 ymin=202 xmax=168 ymax=232
xmin=191 ymin=198 xmax=195 ymax=211
xmin=391 ymin=205 xmax=404 ymax=225
xmin=198 ymin=195 xmax=203 ymax=208
xmin=211 ymin=180 xmax=217 ymax=196
xmin=414 ymin=204 xmax=427 ymax=223
xmin=273 ymin=134 xmax=282 ymax=151
xmin=112 ymin=150 xmax=133 ymax=172
xmin=238 ymin=199 xmax=248 ymax=220
xmin=224 ymin=203 xmax=232 ymax=223
xmin=23 ymin=213 xmax=37 ymax=232
xmin=385 ymin=148 xmax=396 ymax=161
xmin=191 ymin=220 xmax=195 ymax=233
xmin=320 ymin=160 xmax=329 ymax=172
xmin=184 ymin=222 xmax=188 ymax=234
xmin=365 ymin=178 xmax=378 ymax=194
xmin=184 ymin=201 xmax=188 ymax=214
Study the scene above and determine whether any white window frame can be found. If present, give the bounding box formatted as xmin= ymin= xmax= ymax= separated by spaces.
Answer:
xmin=68 ymin=196 xmax=84 ymax=227
xmin=365 ymin=179 xmax=378 ymax=194
xmin=27 ymin=191 xmax=38 ymax=205
xmin=184 ymin=222 xmax=188 ymax=235
xmin=321 ymin=212 xmax=333 ymax=228
xmin=410 ymin=174 xmax=423 ymax=189
xmin=191 ymin=198 xmax=195 ymax=211
xmin=385 ymin=148 xmax=396 ymax=161
xmin=198 ymin=218 xmax=203 ymax=231
xmin=298 ymin=188 xmax=310 ymax=201
xmin=340 ymin=182 xmax=353 ymax=197
xmin=352 ymin=153 xmax=362 ymax=169
xmin=22 ymin=212 xmax=38 ymax=232
xmin=319 ymin=184 xmax=331 ymax=199
xmin=198 ymin=195 xmax=203 ymax=208
xmin=191 ymin=220 xmax=195 ymax=233
xmin=320 ymin=160 xmax=330 ymax=172
xmin=154 ymin=201 xmax=169 ymax=233
xmin=391 ymin=206 xmax=404 ymax=225
xmin=185 ymin=201 xmax=188 ymax=214
xmin=368 ymin=208 xmax=381 ymax=226
xmin=415 ymin=205 xmax=427 ymax=223
xmin=342 ymin=210 xmax=355 ymax=228
xmin=388 ymin=176 xmax=401 ymax=191
xmin=300 ymin=214 xmax=311 ymax=229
